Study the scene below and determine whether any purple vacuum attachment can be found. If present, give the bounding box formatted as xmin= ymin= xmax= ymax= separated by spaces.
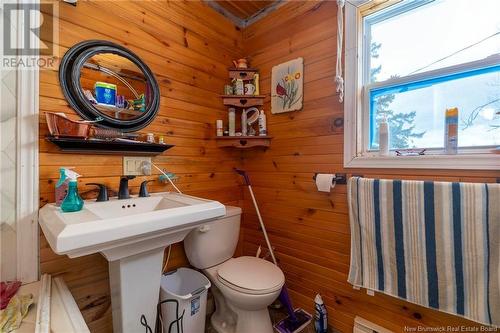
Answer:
xmin=274 ymin=285 xmax=312 ymax=333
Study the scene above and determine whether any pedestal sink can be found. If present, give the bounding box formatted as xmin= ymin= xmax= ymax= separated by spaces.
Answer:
xmin=39 ymin=192 xmax=225 ymax=333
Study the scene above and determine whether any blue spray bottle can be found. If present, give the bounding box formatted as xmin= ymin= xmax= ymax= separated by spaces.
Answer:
xmin=314 ymin=294 xmax=327 ymax=333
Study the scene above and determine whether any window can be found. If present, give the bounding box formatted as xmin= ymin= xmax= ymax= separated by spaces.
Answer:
xmin=344 ymin=0 xmax=500 ymax=169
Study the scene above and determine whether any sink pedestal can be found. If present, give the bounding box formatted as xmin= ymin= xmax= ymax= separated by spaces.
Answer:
xmin=108 ymin=247 xmax=164 ymax=333
xmin=38 ymin=192 xmax=226 ymax=333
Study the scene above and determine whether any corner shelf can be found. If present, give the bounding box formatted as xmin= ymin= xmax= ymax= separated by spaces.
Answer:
xmin=46 ymin=137 xmax=174 ymax=156
xmin=228 ymin=68 xmax=258 ymax=80
xmin=220 ymin=95 xmax=266 ymax=107
xmin=216 ymin=136 xmax=272 ymax=149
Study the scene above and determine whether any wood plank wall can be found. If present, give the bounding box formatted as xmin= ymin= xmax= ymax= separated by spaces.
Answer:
xmin=241 ymin=1 xmax=500 ymax=332
xmin=38 ymin=1 xmax=243 ymax=331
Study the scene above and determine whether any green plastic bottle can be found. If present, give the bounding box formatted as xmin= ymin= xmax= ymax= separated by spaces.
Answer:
xmin=61 ymin=180 xmax=84 ymax=212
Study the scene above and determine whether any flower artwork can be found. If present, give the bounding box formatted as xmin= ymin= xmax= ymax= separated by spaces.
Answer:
xmin=271 ymin=57 xmax=303 ymax=114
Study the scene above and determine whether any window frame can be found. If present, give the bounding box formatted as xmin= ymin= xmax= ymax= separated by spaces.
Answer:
xmin=343 ymin=0 xmax=500 ymax=170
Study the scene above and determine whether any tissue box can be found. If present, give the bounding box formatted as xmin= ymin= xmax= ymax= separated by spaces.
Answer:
xmin=94 ymin=82 xmax=117 ymax=106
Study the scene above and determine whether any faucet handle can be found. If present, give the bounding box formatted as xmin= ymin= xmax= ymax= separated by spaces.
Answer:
xmin=139 ymin=180 xmax=154 ymax=197
xmin=86 ymin=183 xmax=109 ymax=202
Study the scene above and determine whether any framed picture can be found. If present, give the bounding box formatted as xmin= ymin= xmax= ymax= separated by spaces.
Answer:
xmin=271 ymin=57 xmax=303 ymax=114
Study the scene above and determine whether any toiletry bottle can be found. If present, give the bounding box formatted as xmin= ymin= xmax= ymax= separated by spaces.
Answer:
xmin=253 ymin=73 xmax=260 ymax=95
xmin=314 ymin=294 xmax=328 ymax=333
xmin=241 ymin=110 xmax=248 ymax=136
xmin=228 ymin=108 xmax=236 ymax=136
xmin=379 ymin=115 xmax=390 ymax=156
xmin=61 ymin=180 xmax=84 ymax=213
xmin=445 ymin=107 xmax=458 ymax=154
xmin=258 ymin=110 xmax=267 ymax=136
xmin=216 ymin=120 xmax=224 ymax=137
xmin=55 ymin=168 xmax=80 ymax=206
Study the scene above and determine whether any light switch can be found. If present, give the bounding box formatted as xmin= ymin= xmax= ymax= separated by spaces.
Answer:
xmin=123 ymin=157 xmax=151 ymax=176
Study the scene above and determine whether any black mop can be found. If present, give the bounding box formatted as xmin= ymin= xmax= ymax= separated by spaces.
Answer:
xmin=235 ymin=169 xmax=312 ymax=333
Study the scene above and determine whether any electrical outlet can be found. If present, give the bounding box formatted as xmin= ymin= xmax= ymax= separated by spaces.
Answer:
xmin=123 ymin=156 xmax=151 ymax=176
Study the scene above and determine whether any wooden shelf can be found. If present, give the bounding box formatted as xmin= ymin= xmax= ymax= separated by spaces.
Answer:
xmin=228 ymin=68 xmax=258 ymax=80
xmin=220 ymin=95 xmax=265 ymax=107
xmin=46 ymin=137 xmax=174 ymax=156
xmin=216 ymin=136 xmax=272 ymax=149
xmin=228 ymin=67 xmax=258 ymax=72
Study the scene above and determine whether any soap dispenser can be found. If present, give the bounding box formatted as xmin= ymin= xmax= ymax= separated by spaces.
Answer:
xmin=61 ymin=180 xmax=84 ymax=212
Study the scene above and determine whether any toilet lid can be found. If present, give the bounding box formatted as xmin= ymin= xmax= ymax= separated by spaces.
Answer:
xmin=217 ymin=256 xmax=285 ymax=293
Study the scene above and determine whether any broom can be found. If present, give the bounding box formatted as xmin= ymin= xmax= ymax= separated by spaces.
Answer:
xmin=235 ymin=169 xmax=312 ymax=333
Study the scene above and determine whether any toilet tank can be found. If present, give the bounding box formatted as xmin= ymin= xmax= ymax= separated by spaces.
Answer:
xmin=184 ymin=206 xmax=241 ymax=269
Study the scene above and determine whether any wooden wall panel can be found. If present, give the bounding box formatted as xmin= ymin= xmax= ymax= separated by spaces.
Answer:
xmin=39 ymin=1 xmax=243 ymax=332
xmin=241 ymin=1 xmax=499 ymax=332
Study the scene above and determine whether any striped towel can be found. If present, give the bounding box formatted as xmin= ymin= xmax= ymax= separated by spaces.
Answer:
xmin=348 ymin=177 xmax=499 ymax=326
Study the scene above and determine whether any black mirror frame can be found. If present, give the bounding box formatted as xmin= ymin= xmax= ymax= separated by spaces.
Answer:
xmin=59 ymin=40 xmax=161 ymax=132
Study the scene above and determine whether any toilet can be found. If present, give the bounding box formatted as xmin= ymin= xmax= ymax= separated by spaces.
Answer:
xmin=184 ymin=206 xmax=285 ymax=333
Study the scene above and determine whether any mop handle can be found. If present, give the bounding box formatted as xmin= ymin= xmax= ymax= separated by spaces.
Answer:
xmin=235 ymin=169 xmax=278 ymax=266
xmin=234 ymin=168 xmax=251 ymax=185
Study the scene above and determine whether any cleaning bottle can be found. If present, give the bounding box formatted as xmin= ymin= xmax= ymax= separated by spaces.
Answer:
xmin=314 ymin=294 xmax=327 ymax=333
xmin=258 ymin=110 xmax=267 ymax=136
xmin=55 ymin=168 xmax=80 ymax=206
xmin=61 ymin=180 xmax=84 ymax=212
xmin=378 ymin=114 xmax=390 ymax=156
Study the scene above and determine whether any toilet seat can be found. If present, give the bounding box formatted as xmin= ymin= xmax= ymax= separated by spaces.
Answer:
xmin=217 ymin=256 xmax=285 ymax=295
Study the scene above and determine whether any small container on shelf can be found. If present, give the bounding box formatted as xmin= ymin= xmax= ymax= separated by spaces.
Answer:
xmin=146 ymin=133 xmax=155 ymax=143
xmin=216 ymin=120 xmax=224 ymax=137
xmin=233 ymin=78 xmax=244 ymax=95
xmin=224 ymin=85 xmax=233 ymax=95
xmin=258 ymin=110 xmax=267 ymax=136
xmin=228 ymin=108 xmax=236 ymax=136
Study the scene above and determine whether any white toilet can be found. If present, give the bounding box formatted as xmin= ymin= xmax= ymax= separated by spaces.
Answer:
xmin=184 ymin=206 xmax=285 ymax=333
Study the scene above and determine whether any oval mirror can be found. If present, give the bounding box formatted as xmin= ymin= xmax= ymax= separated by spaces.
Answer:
xmin=59 ymin=40 xmax=160 ymax=132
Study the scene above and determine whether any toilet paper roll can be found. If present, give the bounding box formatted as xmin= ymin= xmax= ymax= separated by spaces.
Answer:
xmin=315 ymin=174 xmax=336 ymax=192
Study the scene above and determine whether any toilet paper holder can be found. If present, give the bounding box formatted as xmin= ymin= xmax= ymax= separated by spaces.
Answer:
xmin=312 ymin=173 xmax=347 ymax=185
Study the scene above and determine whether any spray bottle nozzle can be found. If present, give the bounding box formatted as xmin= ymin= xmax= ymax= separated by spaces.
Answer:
xmin=60 ymin=167 xmax=81 ymax=181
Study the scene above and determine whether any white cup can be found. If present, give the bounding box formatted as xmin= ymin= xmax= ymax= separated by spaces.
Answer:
xmin=244 ymin=83 xmax=256 ymax=95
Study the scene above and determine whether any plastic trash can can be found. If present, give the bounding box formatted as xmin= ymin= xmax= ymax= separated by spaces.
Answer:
xmin=160 ymin=268 xmax=211 ymax=333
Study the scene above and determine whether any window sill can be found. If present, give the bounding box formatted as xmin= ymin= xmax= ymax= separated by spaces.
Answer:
xmin=344 ymin=152 xmax=500 ymax=170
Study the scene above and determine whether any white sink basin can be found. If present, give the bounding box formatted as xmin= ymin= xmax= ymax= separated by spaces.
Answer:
xmin=39 ymin=192 xmax=225 ymax=333
xmin=39 ymin=192 xmax=224 ymax=259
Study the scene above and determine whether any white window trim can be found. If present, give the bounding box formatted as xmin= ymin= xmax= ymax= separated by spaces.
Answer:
xmin=1 ymin=1 xmax=41 ymax=283
xmin=343 ymin=1 xmax=500 ymax=170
